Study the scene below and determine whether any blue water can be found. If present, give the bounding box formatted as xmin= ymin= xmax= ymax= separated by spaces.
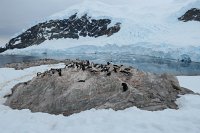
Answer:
xmin=1 ymin=53 xmax=200 ymax=75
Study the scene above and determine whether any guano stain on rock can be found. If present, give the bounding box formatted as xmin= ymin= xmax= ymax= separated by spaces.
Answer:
xmin=4 ymin=60 xmax=195 ymax=116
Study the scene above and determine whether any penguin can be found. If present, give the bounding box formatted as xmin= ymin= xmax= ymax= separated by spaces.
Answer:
xmin=81 ymin=64 xmax=86 ymax=71
xmin=122 ymin=83 xmax=128 ymax=92
xmin=120 ymin=70 xmax=131 ymax=76
xmin=86 ymin=60 xmax=90 ymax=66
xmin=124 ymin=68 xmax=131 ymax=71
xmin=107 ymin=72 xmax=111 ymax=76
xmin=56 ymin=69 xmax=62 ymax=76
xmin=113 ymin=67 xmax=117 ymax=73
xmin=37 ymin=72 xmax=42 ymax=76
xmin=78 ymin=80 xmax=85 ymax=82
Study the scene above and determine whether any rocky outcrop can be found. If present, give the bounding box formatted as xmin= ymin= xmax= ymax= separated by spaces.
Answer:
xmin=0 ymin=47 xmax=6 ymax=53
xmin=4 ymin=59 xmax=71 ymax=70
xmin=178 ymin=54 xmax=191 ymax=64
xmin=178 ymin=8 xmax=200 ymax=22
xmin=4 ymin=60 xmax=194 ymax=116
xmin=1 ymin=13 xmax=121 ymax=53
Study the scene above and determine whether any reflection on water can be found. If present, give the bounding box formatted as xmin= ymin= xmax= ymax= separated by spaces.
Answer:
xmin=1 ymin=53 xmax=200 ymax=75
xmin=0 ymin=55 xmax=38 ymax=67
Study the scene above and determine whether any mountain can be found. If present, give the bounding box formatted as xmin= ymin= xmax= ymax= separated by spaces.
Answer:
xmin=1 ymin=0 xmax=200 ymax=61
xmin=179 ymin=8 xmax=200 ymax=22
xmin=1 ymin=13 xmax=120 ymax=52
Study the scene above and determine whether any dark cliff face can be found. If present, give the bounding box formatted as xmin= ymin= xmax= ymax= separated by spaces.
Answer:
xmin=1 ymin=13 xmax=121 ymax=53
xmin=178 ymin=8 xmax=200 ymax=22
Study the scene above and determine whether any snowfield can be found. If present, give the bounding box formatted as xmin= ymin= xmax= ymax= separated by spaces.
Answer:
xmin=177 ymin=76 xmax=200 ymax=94
xmin=0 ymin=64 xmax=200 ymax=133
xmin=0 ymin=0 xmax=200 ymax=132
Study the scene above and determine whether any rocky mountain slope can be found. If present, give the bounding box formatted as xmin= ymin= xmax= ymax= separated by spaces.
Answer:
xmin=178 ymin=8 xmax=200 ymax=22
xmin=1 ymin=0 xmax=200 ymax=62
xmin=0 ymin=13 xmax=120 ymax=53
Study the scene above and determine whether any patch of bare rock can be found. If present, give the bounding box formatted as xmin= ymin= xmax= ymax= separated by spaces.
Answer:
xmin=4 ymin=60 xmax=195 ymax=116
xmin=4 ymin=59 xmax=70 ymax=70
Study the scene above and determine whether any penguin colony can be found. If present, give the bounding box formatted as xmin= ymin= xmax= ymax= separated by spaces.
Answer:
xmin=36 ymin=59 xmax=132 ymax=92
xmin=37 ymin=60 xmax=133 ymax=78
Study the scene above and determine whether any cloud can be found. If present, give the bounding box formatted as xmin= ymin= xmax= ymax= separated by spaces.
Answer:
xmin=0 ymin=0 xmax=81 ymax=37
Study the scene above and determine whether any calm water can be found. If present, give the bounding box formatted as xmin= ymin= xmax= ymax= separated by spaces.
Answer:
xmin=1 ymin=53 xmax=200 ymax=75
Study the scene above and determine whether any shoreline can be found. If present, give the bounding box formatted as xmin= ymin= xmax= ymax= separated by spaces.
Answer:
xmin=2 ymin=58 xmax=200 ymax=76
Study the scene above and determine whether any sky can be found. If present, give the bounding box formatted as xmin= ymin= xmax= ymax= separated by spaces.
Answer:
xmin=0 ymin=0 xmax=81 ymax=45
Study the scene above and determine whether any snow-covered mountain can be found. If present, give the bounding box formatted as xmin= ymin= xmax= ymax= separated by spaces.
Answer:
xmin=1 ymin=0 xmax=200 ymax=61
xmin=0 ymin=13 xmax=121 ymax=52
xmin=179 ymin=8 xmax=200 ymax=21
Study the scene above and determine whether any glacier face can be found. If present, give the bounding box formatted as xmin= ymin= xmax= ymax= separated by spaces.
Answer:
xmin=3 ymin=43 xmax=200 ymax=62
xmin=1 ymin=0 xmax=200 ymax=62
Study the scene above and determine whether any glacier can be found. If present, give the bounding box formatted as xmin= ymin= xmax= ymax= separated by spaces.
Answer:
xmin=1 ymin=0 xmax=200 ymax=62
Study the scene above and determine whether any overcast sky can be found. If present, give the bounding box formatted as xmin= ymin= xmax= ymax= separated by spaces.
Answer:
xmin=0 ymin=0 xmax=81 ymax=45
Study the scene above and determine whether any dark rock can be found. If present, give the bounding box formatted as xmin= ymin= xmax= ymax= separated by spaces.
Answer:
xmin=78 ymin=80 xmax=85 ymax=82
xmin=178 ymin=54 xmax=192 ymax=64
xmin=178 ymin=8 xmax=200 ymax=22
xmin=107 ymin=72 xmax=111 ymax=76
xmin=2 ymin=13 xmax=121 ymax=53
xmin=0 ymin=47 xmax=6 ymax=53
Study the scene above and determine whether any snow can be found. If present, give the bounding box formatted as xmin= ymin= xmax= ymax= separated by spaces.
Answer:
xmin=1 ymin=0 xmax=200 ymax=62
xmin=12 ymin=39 xmax=21 ymax=46
xmin=50 ymin=0 xmax=200 ymax=47
xmin=23 ymin=0 xmax=200 ymax=47
xmin=3 ymin=42 xmax=200 ymax=62
xmin=0 ymin=64 xmax=200 ymax=133
xmin=0 ymin=1 xmax=200 ymax=132
xmin=1 ymin=1 xmax=200 ymax=131
xmin=177 ymin=76 xmax=200 ymax=93
xmin=0 ymin=63 xmax=65 ymax=104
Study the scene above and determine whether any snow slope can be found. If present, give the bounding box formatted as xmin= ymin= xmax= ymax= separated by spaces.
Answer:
xmin=177 ymin=76 xmax=200 ymax=93
xmin=0 ymin=65 xmax=200 ymax=133
xmin=13 ymin=0 xmax=200 ymax=46
xmin=2 ymin=0 xmax=200 ymax=62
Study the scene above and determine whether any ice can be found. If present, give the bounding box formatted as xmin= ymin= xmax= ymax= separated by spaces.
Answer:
xmin=0 ymin=65 xmax=200 ymax=133
xmin=1 ymin=0 xmax=200 ymax=62
xmin=2 ymin=43 xmax=200 ymax=62
xmin=1 ymin=1 xmax=200 ymax=132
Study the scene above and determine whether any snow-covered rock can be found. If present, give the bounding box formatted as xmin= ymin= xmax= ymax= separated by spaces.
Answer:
xmin=178 ymin=54 xmax=192 ymax=64
xmin=1 ymin=13 xmax=120 ymax=53
xmin=178 ymin=8 xmax=200 ymax=22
